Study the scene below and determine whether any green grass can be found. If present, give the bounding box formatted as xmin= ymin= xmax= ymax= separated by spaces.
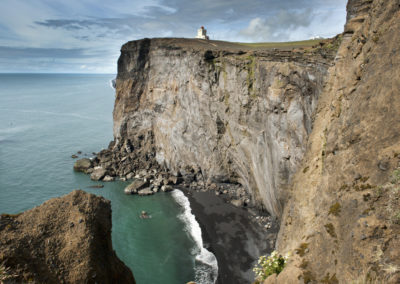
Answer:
xmin=235 ymin=39 xmax=322 ymax=49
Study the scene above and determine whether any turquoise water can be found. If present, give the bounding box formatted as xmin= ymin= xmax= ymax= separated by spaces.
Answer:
xmin=0 ymin=74 xmax=198 ymax=283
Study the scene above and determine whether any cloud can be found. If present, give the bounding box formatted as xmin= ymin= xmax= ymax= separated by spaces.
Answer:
xmin=0 ymin=46 xmax=94 ymax=58
xmin=0 ymin=0 xmax=347 ymax=72
xmin=239 ymin=9 xmax=314 ymax=41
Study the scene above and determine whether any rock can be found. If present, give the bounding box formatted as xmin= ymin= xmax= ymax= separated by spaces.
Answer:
xmin=209 ymin=183 xmax=217 ymax=190
xmin=152 ymin=186 xmax=159 ymax=193
xmin=137 ymin=169 xmax=148 ymax=178
xmin=90 ymin=168 xmax=107 ymax=181
xmin=161 ymin=185 xmax=173 ymax=192
xmin=0 ymin=190 xmax=135 ymax=283
xmin=73 ymin=158 xmax=92 ymax=173
xmin=138 ymin=188 xmax=154 ymax=196
xmin=71 ymin=154 xmax=78 ymax=159
xmin=231 ymin=199 xmax=244 ymax=207
xmin=168 ymin=176 xmax=179 ymax=184
xmin=86 ymin=168 xmax=94 ymax=174
xmin=87 ymin=184 xmax=104 ymax=189
xmin=378 ymin=160 xmax=389 ymax=171
xmin=103 ymin=175 xmax=115 ymax=182
xmin=124 ymin=179 xmax=149 ymax=194
xmin=183 ymin=174 xmax=195 ymax=184
xmin=126 ymin=172 xmax=134 ymax=180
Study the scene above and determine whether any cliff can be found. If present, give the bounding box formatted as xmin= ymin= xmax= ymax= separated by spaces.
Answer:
xmin=0 ymin=190 xmax=135 ymax=284
xmin=274 ymin=0 xmax=400 ymax=282
xmin=110 ymin=38 xmax=337 ymax=217
xmin=85 ymin=0 xmax=400 ymax=282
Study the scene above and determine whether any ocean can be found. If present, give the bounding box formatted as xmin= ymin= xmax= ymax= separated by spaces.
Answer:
xmin=0 ymin=74 xmax=217 ymax=283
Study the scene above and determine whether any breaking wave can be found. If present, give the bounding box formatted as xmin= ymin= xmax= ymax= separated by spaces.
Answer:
xmin=171 ymin=189 xmax=218 ymax=284
xmin=109 ymin=78 xmax=116 ymax=90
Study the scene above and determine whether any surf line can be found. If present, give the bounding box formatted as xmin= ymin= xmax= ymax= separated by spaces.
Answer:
xmin=171 ymin=189 xmax=218 ymax=284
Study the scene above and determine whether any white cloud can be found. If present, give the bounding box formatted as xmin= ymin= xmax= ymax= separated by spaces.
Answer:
xmin=0 ymin=0 xmax=347 ymax=72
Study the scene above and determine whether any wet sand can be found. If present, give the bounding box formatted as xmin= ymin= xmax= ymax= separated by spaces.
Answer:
xmin=182 ymin=189 xmax=279 ymax=284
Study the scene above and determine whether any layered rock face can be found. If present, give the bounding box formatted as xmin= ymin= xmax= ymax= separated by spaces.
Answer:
xmin=112 ymin=39 xmax=335 ymax=216
xmin=274 ymin=0 xmax=400 ymax=282
xmin=0 ymin=190 xmax=135 ymax=284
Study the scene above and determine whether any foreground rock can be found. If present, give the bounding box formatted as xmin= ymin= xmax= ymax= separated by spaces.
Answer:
xmin=124 ymin=179 xmax=149 ymax=194
xmin=0 ymin=190 xmax=135 ymax=284
xmin=275 ymin=0 xmax=400 ymax=283
xmin=73 ymin=158 xmax=92 ymax=173
xmin=90 ymin=167 xmax=107 ymax=181
xmin=137 ymin=188 xmax=154 ymax=196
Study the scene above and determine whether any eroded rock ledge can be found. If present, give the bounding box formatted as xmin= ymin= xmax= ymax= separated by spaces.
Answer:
xmin=0 ymin=190 xmax=135 ymax=284
xmin=91 ymin=37 xmax=338 ymax=217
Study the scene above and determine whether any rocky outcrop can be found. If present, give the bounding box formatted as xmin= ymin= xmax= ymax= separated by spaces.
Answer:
xmin=274 ymin=0 xmax=400 ymax=282
xmin=108 ymin=37 xmax=337 ymax=217
xmin=0 ymin=190 xmax=135 ymax=284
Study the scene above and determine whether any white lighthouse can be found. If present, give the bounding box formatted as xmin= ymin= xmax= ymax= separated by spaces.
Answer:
xmin=196 ymin=26 xmax=209 ymax=40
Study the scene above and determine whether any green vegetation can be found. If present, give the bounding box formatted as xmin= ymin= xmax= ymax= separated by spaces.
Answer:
xmin=324 ymin=223 xmax=337 ymax=238
xmin=302 ymin=270 xmax=316 ymax=284
xmin=236 ymin=39 xmax=321 ymax=49
xmin=390 ymin=169 xmax=400 ymax=184
xmin=295 ymin=243 xmax=309 ymax=257
xmin=329 ymin=202 xmax=341 ymax=216
xmin=253 ymin=251 xmax=289 ymax=283
xmin=246 ymin=55 xmax=256 ymax=98
xmin=392 ymin=211 xmax=400 ymax=225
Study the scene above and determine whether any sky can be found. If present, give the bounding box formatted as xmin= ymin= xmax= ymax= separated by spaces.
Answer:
xmin=0 ymin=0 xmax=347 ymax=73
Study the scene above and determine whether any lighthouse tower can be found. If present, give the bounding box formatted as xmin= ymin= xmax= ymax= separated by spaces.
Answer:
xmin=196 ymin=26 xmax=209 ymax=40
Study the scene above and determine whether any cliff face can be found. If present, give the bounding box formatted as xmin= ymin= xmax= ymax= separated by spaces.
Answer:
xmin=274 ymin=0 xmax=400 ymax=282
xmin=113 ymin=39 xmax=335 ymax=216
xmin=0 ymin=190 xmax=135 ymax=284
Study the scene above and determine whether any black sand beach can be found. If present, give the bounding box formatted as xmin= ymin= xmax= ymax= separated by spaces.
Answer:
xmin=183 ymin=189 xmax=279 ymax=284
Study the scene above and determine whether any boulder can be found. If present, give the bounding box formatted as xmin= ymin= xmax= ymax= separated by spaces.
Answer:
xmin=73 ymin=158 xmax=92 ymax=173
xmin=126 ymin=172 xmax=135 ymax=180
xmin=124 ymin=179 xmax=149 ymax=194
xmin=161 ymin=185 xmax=173 ymax=192
xmin=138 ymin=188 xmax=154 ymax=196
xmin=103 ymin=175 xmax=115 ymax=182
xmin=168 ymin=175 xmax=183 ymax=185
xmin=231 ymin=199 xmax=244 ymax=207
xmin=90 ymin=168 xmax=107 ymax=181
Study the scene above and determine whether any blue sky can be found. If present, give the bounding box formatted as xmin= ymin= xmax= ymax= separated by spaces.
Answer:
xmin=0 ymin=0 xmax=347 ymax=73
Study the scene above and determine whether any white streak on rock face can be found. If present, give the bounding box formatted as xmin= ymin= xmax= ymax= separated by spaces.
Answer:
xmin=114 ymin=40 xmax=331 ymax=216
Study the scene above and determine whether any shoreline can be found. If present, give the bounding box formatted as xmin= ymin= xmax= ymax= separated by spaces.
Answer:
xmin=180 ymin=187 xmax=279 ymax=284
xmin=73 ymin=151 xmax=280 ymax=283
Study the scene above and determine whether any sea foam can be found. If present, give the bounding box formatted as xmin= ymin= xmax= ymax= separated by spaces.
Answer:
xmin=171 ymin=189 xmax=218 ymax=284
xmin=110 ymin=78 xmax=116 ymax=90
